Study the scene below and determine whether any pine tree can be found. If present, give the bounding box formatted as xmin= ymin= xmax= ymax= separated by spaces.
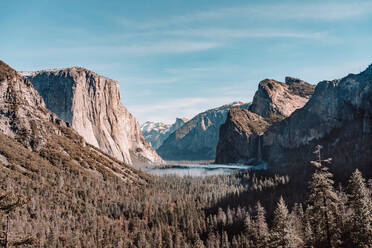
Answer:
xmin=134 ymin=231 xmax=149 ymax=248
xmin=221 ymin=231 xmax=229 ymax=248
xmin=303 ymin=216 xmax=314 ymax=247
xmin=206 ymin=232 xmax=217 ymax=248
xmin=252 ymin=201 xmax=268 ymax=248
xmin=347 ymin=169 xmax=372 ymax=247
xmin=270 ymin=196 xmax=303 ymax=248
xmin=231 ymin=236 xmax=239 ymax=248
xmin=307 ymin=145 xmax=341 ymax=247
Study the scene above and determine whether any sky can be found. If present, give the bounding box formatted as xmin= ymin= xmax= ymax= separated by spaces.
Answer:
xmin=1 ymin=0 xmax=372 ymax=124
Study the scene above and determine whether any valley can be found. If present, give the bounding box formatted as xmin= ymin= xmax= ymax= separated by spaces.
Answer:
xmin=1 ymin=58 xmax=370 ymax=247
xmin=1 ymin=0 xmax=372 ymax=244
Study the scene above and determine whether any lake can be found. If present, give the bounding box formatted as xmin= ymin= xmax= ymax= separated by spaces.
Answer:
xmin=145 ymin=163 xmax=267 ymax=177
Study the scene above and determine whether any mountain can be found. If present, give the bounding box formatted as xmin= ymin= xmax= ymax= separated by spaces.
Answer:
xmin=157 ymin=102 xmax=250 ymax=161
xmin=22 ymin=68 xmax=164 ymax=166
xmin=250 ymin=77 xmax=315 ymax=118
xmin=0 ymin=60 xmax=152 ymax=246
xmin=215 ymin=77 xmax=315 ymax=164
xmin=141 ymin=118 xmax=188 ymax=149
xmin=0 ymin=60 xmax=146 ymax=184
xmin=260 ymin=65 xmax=372 ymax=175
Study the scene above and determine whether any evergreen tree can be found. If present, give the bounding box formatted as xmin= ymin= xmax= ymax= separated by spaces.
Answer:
xmin=347 ymin=169 xmax=372 ymax=247
xmin=303 ymin=216 xmax=314 ymax=247
xmin=307 ymin=145 xmax=341 ymax=247
xmin=270 ymin=196 xmax=303 ymax=247
xmin=231 ymin=236 xmax=239 ymax=248
xmin=221 ymin=231 xmax=230 ymax=248
xmin=252 ymin=201 xmax=268 ymax=248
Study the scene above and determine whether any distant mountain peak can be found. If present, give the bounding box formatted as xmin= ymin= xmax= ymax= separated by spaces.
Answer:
xmin=141 ymin=118 xmax=188 ymax=149
xmin=157 ymin=102 xmax=250 ymax=161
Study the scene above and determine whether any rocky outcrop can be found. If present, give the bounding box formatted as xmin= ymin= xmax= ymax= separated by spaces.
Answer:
xmin=215 ymin=108 xmax=270 ymax=164
xmin=157 ymin=102 xmax=250 ymax=161
xmin=261 ymin=65 xmax=372 ymax=172
xmin=23 ymin=68 xmax=164 ymax=166
xmin=0 ymin=60 xmax=66 ymax=150
xmin=0 ymin=60 xmax=146 ymax=184
xmin=141 ymin=118 xmax=188 ymax=149
xmin=250 ymin=78 xmax=314 ymax=119
xmin=215 ymin=77 xmax=315 ymax=164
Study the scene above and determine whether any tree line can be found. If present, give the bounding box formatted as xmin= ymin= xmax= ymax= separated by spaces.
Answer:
xmin=0 ymin=145 xmax=371 ymax=247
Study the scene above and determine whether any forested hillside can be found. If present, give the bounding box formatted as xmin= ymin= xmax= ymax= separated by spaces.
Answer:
xmin=1 ymin=143 xmax=371 ymax=247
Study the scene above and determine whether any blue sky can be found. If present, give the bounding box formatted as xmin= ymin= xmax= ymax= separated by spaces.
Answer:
xmin=1 ymin=0 xmax=372 ymax=123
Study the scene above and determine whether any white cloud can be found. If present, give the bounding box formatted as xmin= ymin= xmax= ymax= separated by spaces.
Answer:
xmin=12 ymin=41 xmax=222 ymax=58
xmin=160 ymin=28 xmax=326 ymax=40
xmin=115 ymin=41 xmax=221 ymax=55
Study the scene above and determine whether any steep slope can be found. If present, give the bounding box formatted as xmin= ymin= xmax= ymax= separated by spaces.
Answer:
xmin=141 ymin=118 xmax=188 ymax=149
xmin=22 ymin=68 xmax=164 ymax=166
xmin=0 ymin=60 xmax=147 ymax=184
xmin=0 ymin=60 xmax=154 ymax=247
xmin=215 ymin=77 xmax=315 ymax=164
xmin=261 ymin=65 xmax=372 ymax=174
xmin=157 ymin=102 xmax=250 ymax=161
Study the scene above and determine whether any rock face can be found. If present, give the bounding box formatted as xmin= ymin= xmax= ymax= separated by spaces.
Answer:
xmin=261 ymin=65 xmax=372 ymax=172
xmin=141 ymin=118 xmax=188 ymax=149
xmin=23 ymin=68 xmax=164 ymax=166
xmin=157 ymin=102 xmax=250 ymax=161
xmin=250 ymin=78 xmax=314 ymax=118
xmin=0 ymin=60 xmax=146 ymax=184
xmin=215 ymin=77 xmax=315 ymax=164
xmin=216 ymin=108 xmax=270 ymax=164
xmin=0 ymin=61 xmax=62 ymax=150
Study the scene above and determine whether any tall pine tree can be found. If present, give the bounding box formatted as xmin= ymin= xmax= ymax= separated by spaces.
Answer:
xmin=252 ymin=201 xmax=268 ymax=248
xmin=347 ymin=169 xmax=372 ymax=247
xmin=270 ymin=196 xmax=303 ymax=247
xmin=306 ymin=145 xmax=341 ymax=247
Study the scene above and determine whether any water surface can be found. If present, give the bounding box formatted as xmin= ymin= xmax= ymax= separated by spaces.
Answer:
xmin=145 ymin=163 xmax=265 ymax=177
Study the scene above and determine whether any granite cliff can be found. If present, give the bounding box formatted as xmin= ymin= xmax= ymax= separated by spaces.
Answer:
xmin=158 ymin=102 xmax=250 ymax=161
xmin=0 ymin=60 xmax=146 ymax=184
xmin=261 ymin=65 xmax=372 ymax=173
xmin=23 ymin=68 xmax=164 ymax=166
xmin=215 ymin=77 xmax=315 ymax=164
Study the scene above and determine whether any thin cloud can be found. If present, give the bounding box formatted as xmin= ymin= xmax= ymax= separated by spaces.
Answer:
xmin=118 ymin=41 xmax=221 ymax=55
xmin=161 ymin=28 xmax=326 ymax=40
xmin=11 ymin=41 xmax=222 ymax=58
xmin=119 ymin=76 xmax=180 ymax=85
xmin=115 ymin=2 xmax=372 ymax=30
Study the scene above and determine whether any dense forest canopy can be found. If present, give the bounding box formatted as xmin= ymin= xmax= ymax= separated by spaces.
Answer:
xmin=0 ymin=144 xmax=371 ymax=247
